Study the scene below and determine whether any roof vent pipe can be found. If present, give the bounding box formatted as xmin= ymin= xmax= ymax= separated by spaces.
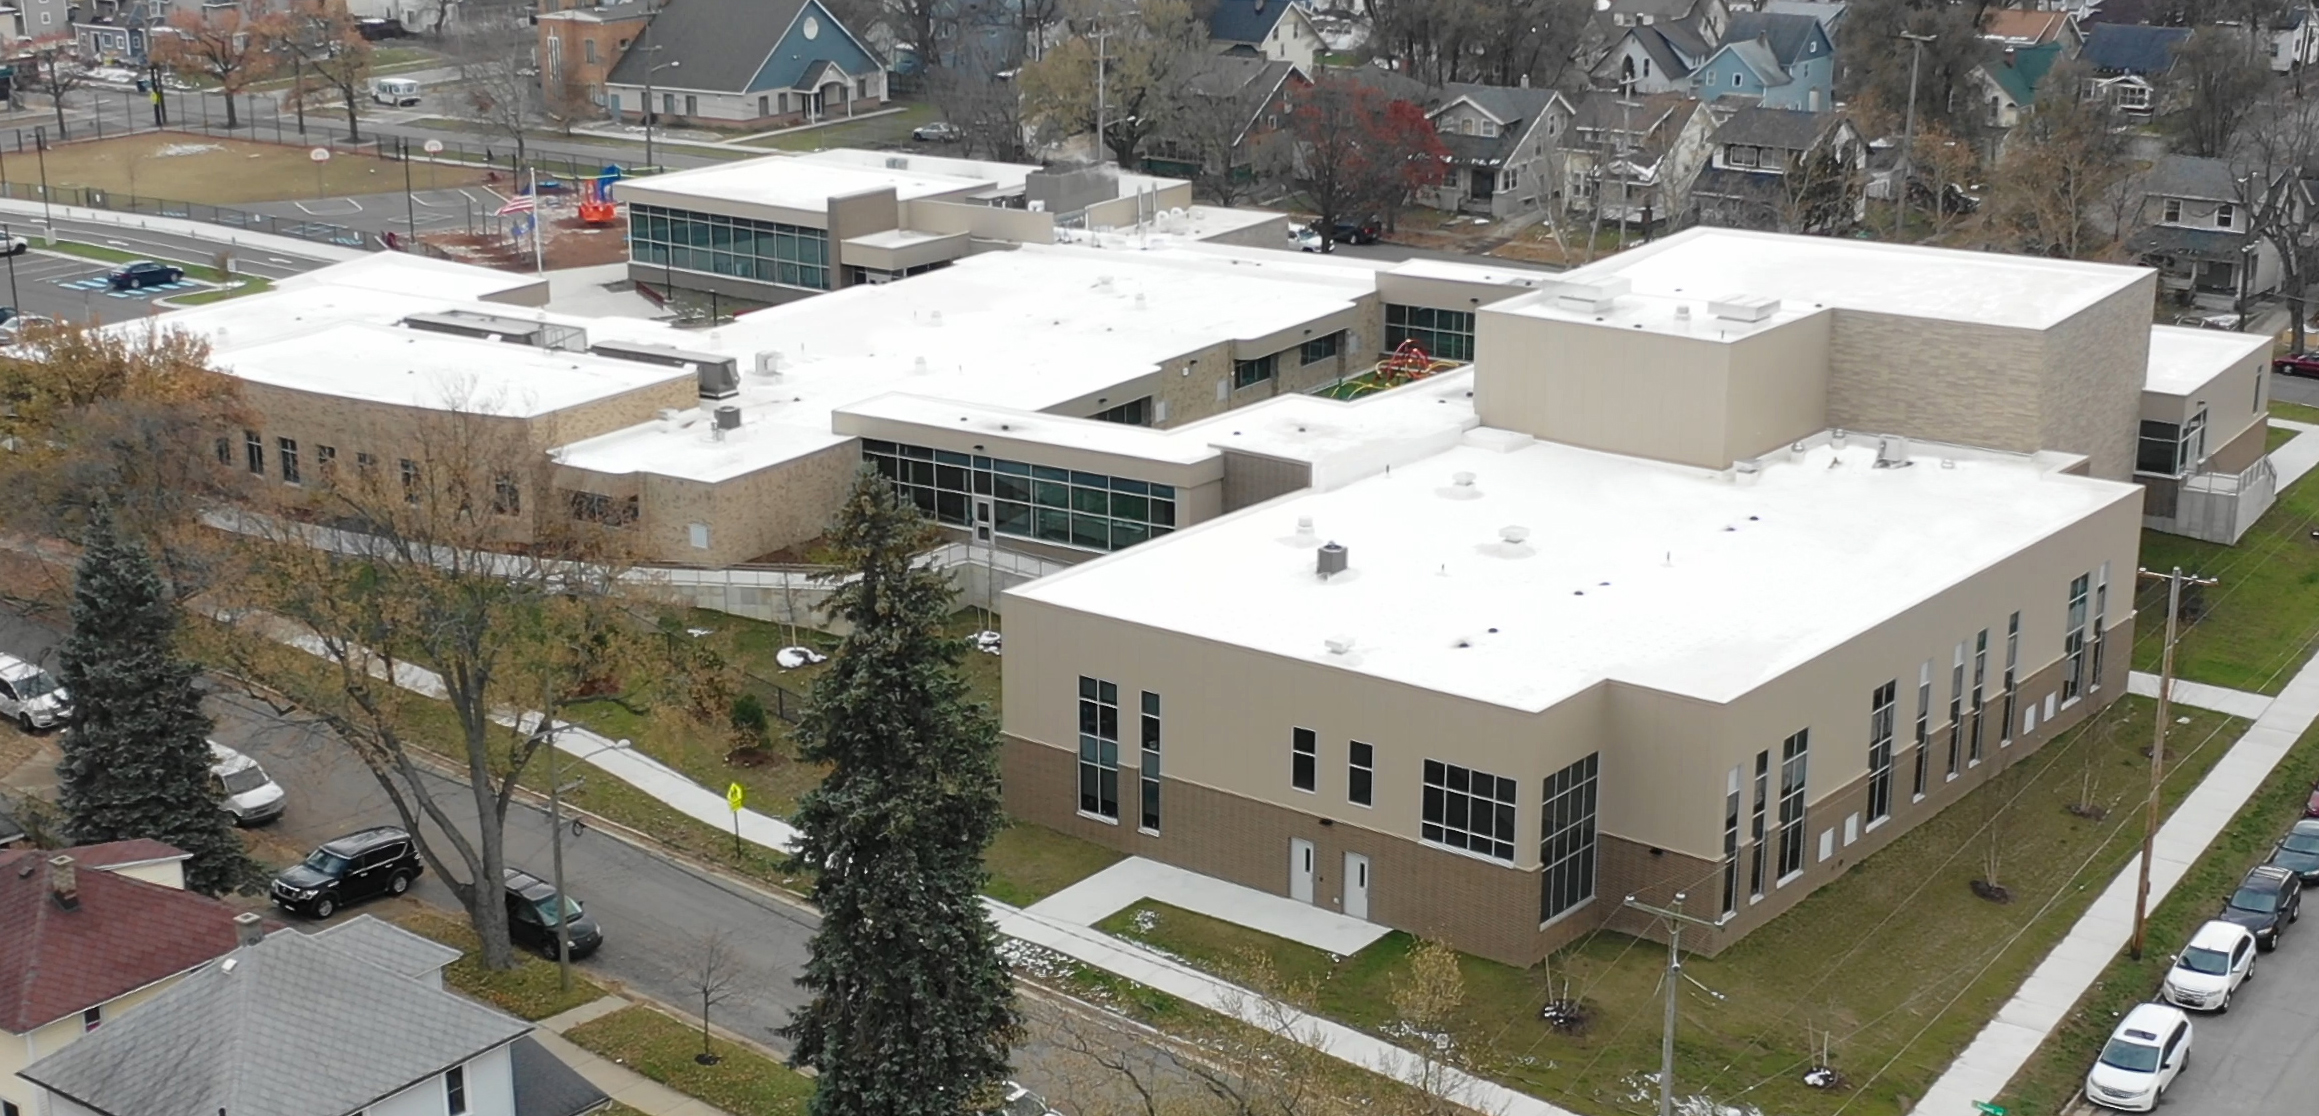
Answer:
xmin=1317 ymin=541 xmax=1348 ymax=579
xmin=1499 ymin=525 xmax=1530 ymax=545
xmin=1453 ymin=471 xmax=1476 ymax=487
xmin=1296 ymin=516 xmax=1315 ymax=537
xmin=715 ymin=405 xmax=742 ymax=430
xmin=1876 ymin=434 xmax=1912 ymax=468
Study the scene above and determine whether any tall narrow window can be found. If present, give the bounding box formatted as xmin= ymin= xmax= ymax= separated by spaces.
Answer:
xmin=1912 ymin=661 xmax=1931 ymax=799
xmin=2063 ymin=573 xmax=2091 ymax=702
xmin=1291 ymin=727 xmax=1317 ymax=792
xmin=244 ymin=429 xmax=264 ymax=475
xmin=1422 ymin=760 xmax=1517 ymax=860
xmin=445 ymin=1066 xmax=468 ymax=1116
xmin=1776 ymin=730 xmax=1809 ymax=881
xmin=2089 ymin=563 xmax=2110 ymax=693
xmin=399 ymin=459 xmax=422 ymax=506
xmin=215 ymin=437 xmax=231 ymax=466
xmin=1968 ymin=629 xmax=1988 ymax=765
xmin=2001 ymin=612 xmax=2020 ymax=745
xmin=1077 ymin=677 xmax=1120 ymax=821
xmin=1348 ymin=740 xmax=1374 ymax=807
xmin=493 ymin=474 xmax=522 ymax=516
xmin=1749 ymin=750 xmax=1769 ymax=899
xmin=315 ymin=444 xmax=336 ymax=482
xmin=278 ymin=438 xmax=300 ymax=485
xmin=1539 ymin=753 xmax=1599 ymax=922
xmin=1722 ymin=766 xmax=1742 ymax=917
xmin=1139 ymin=692 xmax=1161 ymax=832
xmin=1868 ymin=681 xmax=1895 ymax=823
xmin=1947 ymin=642 xmax=1965 ymax=778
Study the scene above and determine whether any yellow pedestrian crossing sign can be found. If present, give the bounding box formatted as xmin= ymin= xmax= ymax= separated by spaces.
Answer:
xmin=726 ymin=782 xmax=746 ymax=812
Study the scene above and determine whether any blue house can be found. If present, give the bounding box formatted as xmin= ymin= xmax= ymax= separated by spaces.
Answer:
xmin=1689 ymin=11 xmax=1834 ymax=110
xmin=604 ymin=0 xmax=887 ymax=128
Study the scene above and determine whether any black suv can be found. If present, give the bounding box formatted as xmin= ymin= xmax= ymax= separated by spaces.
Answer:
xmin=272 ymin=827 xmax=423 ymax=919
xmin=2221 ymin=863 xmax=2302 ymax=950
xmin=2269 ymin=818 xmax=2319 ymax=884
xmin=107 ymin=261 xmax=184 ymax=290
xmin=504 ymin=867 xmax=603 ymax=959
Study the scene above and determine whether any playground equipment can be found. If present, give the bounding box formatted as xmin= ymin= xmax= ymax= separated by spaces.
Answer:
xmin=1318 ymin=339 xmax=1463 ymax=400
xmin=577 ymin=166 xmax=622 ymax=227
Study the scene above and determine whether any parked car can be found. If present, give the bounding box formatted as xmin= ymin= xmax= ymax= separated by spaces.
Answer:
xmin=2174 ymin=311 xmax=2244 ymax=331
xmin=503 ymin=867 xmax=603 ymax=959
xmin=271 ymin=826 xmax=423 ymax=919
xmin=978 ymin=1081 xmax=1064 ymax=1116
xmin=2268 ymin=818 xmax=2319 ymax=882
xmin=1287 ymin=224 xmax=1330 ymax=253
xmin=2084 ymin=1002 xmax=2192 ymax=1112
xmin=912 ymin=120 xmax=963 ymax=143
xmin=2274 ymin=352 xmax=2319 ymax=378
xmin=2219 ymin=863 xmax=2301 ymax=950
xmin=2160 ymin=919 xmax=2257 ymax=1012
xmin=208 ymin=740 xmax=285 ymax=827
xmin=2305 ymin=778 xmax=2319 ymax=818
xmin=0 ymin=234 xmax=25 ymax=256
xmin=1330 ymin=216 xmax=1381 ymax=244
xmin=0 ymin=653 xmax=69 ymax=732
xmin=106 ymin=260 xmax=183 ymax=290
xmin=369 ymin=76 xmax=421 ymax=107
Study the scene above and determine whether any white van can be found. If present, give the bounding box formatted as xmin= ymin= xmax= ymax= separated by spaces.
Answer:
xmin=370 ymin=77 xmax=421 ymax=107
xmin=0 ymin=653 xmax=69 ymax=732
xmin=209 ymin=741 xmax=287 ymax=826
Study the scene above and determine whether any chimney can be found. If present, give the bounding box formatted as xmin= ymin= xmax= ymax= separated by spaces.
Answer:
xmin=47 ymin=855 xmax=77 ymax=910
xmin=2004 ymin=46 xmax=2017 ymax=63
xmin=233 ymin=911 xmax=265 ymax=948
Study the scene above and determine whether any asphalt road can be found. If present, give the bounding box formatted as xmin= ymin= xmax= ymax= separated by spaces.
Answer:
xmin=2150 ymin=905 xmax=2319 ymax=1115
xmin=2272 ymin=370 xmax=2319 ymax=411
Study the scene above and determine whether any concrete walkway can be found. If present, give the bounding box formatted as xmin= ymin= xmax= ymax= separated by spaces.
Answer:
xmin=2127 ymin=671 xmax=2274 ymax=720
xmin=534 ymin=997 xmax=739 ymax=1116
xmin=1027 ymin=856 xmax=1392 ymax=957
xmin=2269 ymin=418 xmax=2319 ymax=489
xmin=1917 ymin=641 xmax=2319 ymax=1113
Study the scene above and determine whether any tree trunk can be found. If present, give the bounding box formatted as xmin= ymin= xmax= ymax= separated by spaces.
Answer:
xmin=343 ymin=86 xmax=362 ymax=143
xmin=223 ymin=88 xmax=241 ymax=129
xmin=464 ymin=722 xmax=518 ymax=970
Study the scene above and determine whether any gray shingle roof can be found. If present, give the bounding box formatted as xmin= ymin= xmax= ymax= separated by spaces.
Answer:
xmin=512 ymin=1036 xmax=610 ymax=1116
xmin=1208 ymin=0 xmax=1293 ymax=45
xmin=2127 ymin=222 xmax=2255 ymax=260
xmin=2143 ymin=154 xmax=2241 ymax=202
xmin=1720 ymin=37 xmax=1795 ymax=85
xmin=605 ymin=0 xmax=815 ymax=93
xmin=20 ymin=929 xmax=529 ymax=1116
xmin=1721 ymin=10 xmax=1821 ymax=66
xmin=314 ymin=915 xmax=463 ymax=981
xmin=1710 ymin=105 xmax=1840 ymax=150
xmin=2081 ymin=22 xmax=2191 ymax=75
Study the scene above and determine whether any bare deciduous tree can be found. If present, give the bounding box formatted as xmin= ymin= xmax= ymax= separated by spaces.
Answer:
xmin=260 ymin=0 xmax=375 ymax=142
xmin=687 ymin=928 xmax=740 ymax=1063
xmin=152 ymin=9 xmax=276 ymax=129
xmin=447 ymin=18 xmax=540 ymax=167
xmin=2234 ymin=95 xmax=2319 ymax=351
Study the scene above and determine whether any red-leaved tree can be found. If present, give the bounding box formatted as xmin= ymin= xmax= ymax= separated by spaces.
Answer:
xmin=1273 ymin=74 xmax=1448 ymax=248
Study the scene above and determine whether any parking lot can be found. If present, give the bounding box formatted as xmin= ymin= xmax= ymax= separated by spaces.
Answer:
xmin=0 ymin=248 xmax=210 ymax=325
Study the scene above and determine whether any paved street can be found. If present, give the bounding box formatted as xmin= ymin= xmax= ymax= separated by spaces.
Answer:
xmin=2273 ymin=370 xmax=2319 ymax=410
xmin=2153 ymin=913 xmax=2319 ymax=1114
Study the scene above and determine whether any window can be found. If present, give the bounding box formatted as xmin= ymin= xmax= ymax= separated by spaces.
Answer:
xmin=277 ymin=437 xmax=300 ymax=484
xmin=1299 ymin=331 xmax=1341 ymax=365
xmin=2063 ymin=573 xmax=2090 ymax=702
xmin=1868 ymin=681 xmax=1895 ymax=823
xmin=2001 ymin=612 xmax=2020 ymax=745
xmin=2182 ymin=408 xmax=2207 ymax=472
xmin=1139 ymin=692 xmax=1161 ymax=832
xmin=1348 ymin=740 xmax=1373 ymax=807
xmin=244 ymin=429 xmax=263 ymax=474
xmin=1539 ymin=753 xmax=1599 ymax=922
xmin=583 ymin=38 xmax=597 ymax=63
xmin=493 ymin=474 xmax=521 ymax=515
xmin=1727 ymin=144 xmax=1759 ymax=168
xmin=1092 ymin=397 xmax=1151 ymax=426
xmin=1722 ymin=766 xmax=1742 ymax=916
xmin=862 ymin=441 xmax=1176 ymax=553
xmin=1732 ymin=71 xmax=1744 ymax=87
xmin=1913 ymin=661 xmax=1931 ymax=799
xmin=1423 ymin=760 xmax=1516 ymax=860
xmin=2115 ymin=83 xmax=2150 ymax=109
xmin=1291 ymin=727 xmax=1317 ymax=792
xmin=759 ymin=95 xmax=770 ymax=116
xmin=1078 ymin=677 xmax=1120 ymax=821
xmin=316 ymin=444 xmax=336 ymax=481
xmin=2138 ymin=420 xmax=2183 ymax=476
xmin=1233 ymin=353 xmax=1277 ymax=389
xmin=1776 ymin=730 xmax=1808 ymax=881
xmin=627 ymin=203 xmax=832 ymax=290
xmin=689 ymin=523 xmax=711 ymax=549
xmin=356 ymin=451 xmax=376 ymax=480
xmin=446 ymin=1065 xmax=468 ymax=1116
xmin=2163 ymin=198 xmax=2183 ymax=223
xmin=1384 ymin=304 xmax=1475 ymax=362
xmin=215 ymin=437 xmax=230 ymax=466
xmin=1969 ymin=629 xmax=1988 ymax=764
xmin=2091 ymin=563 xmax=2110 ymax=693
xmin=1749 ymin=750 xmax=1768 ymax=898
xmin=1947 ymin=642 xmax=1964 ymax=778
xmin=684 ymin=94 xmax=698 ymax=116
xmin=569 ymin=491 xmax=637 ymax=526
xmin=662 ymin=92 xmax=675 ymax=114
xmin=2216 ymin=202 xmax=2236 ymax=229
xmin=399 ymin=459 xmax=421 ymax=505
xmin=81 ymin=1006 xmax=100 ymax=1032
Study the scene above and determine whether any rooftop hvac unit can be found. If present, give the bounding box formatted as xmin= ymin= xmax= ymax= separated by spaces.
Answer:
xmin=402 ymin=310 xmax=588 ymax=352
xmin=588 ymin=339 xmax=740 ymax=400
xmin=1316 ymin=541 xmax=1348 ymax=579
xmin=1552 ymin=277 xmax=1630 ymax=314
xmin=714 ymin=405 xmax=742 ymax=430
xmin=1708 ymin=294 xmax=1781 ymax=323
xmin=1876 ymin=434 xmax=1913 ymax=468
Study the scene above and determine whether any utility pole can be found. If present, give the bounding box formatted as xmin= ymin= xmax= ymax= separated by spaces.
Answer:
xmin=544 ymin=714 xmax=578 ymax=992
xmin=1092 ymin=23 xmax=1110 ymax=166
xmin=2130 ymin=566 xmax=2217 ymax=960
xmin=1615 ymin=97 xmax=1643 ymax=252
xmin=1624 ymin=891 xmax=1728 ymax=1116
xmin=1894 ymin=32 xmax=1935 ymax=241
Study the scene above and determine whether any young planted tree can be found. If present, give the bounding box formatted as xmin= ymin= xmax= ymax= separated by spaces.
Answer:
xmin=782 ymin=470 xmax=1019 ymax=1116
xmin=153 ymin=8 xmax=275 ymax=129
xmin=29 ymin=49 xmax=83 ymax=140
xmin=262 ymin=0 xmax=373 ymax=143
xmin=56 ymin=509 xmax=257 ymax=897
xmin=447 ymin=19 xmax=538 ymax=169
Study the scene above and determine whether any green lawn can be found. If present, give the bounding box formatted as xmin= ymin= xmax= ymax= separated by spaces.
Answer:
xmin=985 ymin=821 xmax=1124 ymax=907
xmin=564 ymin=1005 xmax=815 ymax=1116
xmin=1089 ymin=697 xmax=2246 ymax=1116
xmin=2269 ymin=424 xmax=2301 ymax=453
xmin=2133 ymin=458 xmax=2319 ymax=694
xmin=736 ymin=101 xmax=939 ymax=151
xmin=391 ymin=909 xmax=607 ymax=1021
xmin=2271 ymin=400 xmax=2319 ymax=426
xmin=2003 ymin=715 xmax=2319 ymax=1113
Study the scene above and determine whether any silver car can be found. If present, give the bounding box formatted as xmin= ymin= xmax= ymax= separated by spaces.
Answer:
xmin=0 ymin=654 xmax=69 ymax=732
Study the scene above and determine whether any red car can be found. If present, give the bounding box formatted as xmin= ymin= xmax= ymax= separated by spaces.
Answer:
xmin=2304 ymin=780 xmax=2319 ymax=818
xmin=2275 ymin=352 xmax=2319 ymax=378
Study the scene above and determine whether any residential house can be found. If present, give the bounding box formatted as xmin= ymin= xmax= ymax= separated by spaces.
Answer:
xmin=1689 ymin=11 xmax=1836 ymax=110
xmin=1600 ymin=0 xmax=1730 ymax=36
xmin=536 ymin=0 xmax=654 ymax=117
xmin=602 ymin=0 xmax=886 ymax=128
xmin=2079 ymin=22 xmax=2191 ymax=114
xmin=0 ymin=842 xmax=256 ymax=1116
xmin=1419 ymin=82 xmax=1577 ymax=223
xmin=2126 ymin=154 xmax=2282 ymax=311
xmin=1559 ymin=90 xmax=1714 ymax=228
xmin=1762 ymin=0 xmax=1847 ymax=36
xmin=1971 ymin=41 xmax=2065 ymax=147
xmin=1981 ymin=7 xmax=2086 ymax=52
xmin=1144 ymin=55 xmax=1305 ymax=189
xmin=1205 ymin=0 xmax=1326 ymax=72
xmin=1581 ymin=0 xmax=1729 ymax=83
xmin=18 ymin=912 xmax=609 ymax=1116
xmin=1690 ymin=105 xmax=1865 ymax=230
xmin=2269 ymin=0 xmax=2319 ymax=71
xmin=1591 ymin=22 xmax=1716 ymax=94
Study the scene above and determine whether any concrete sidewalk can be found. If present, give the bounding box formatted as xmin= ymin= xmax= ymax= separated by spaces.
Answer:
xmin=2268 ymin=419 xmax=2319 ymax=488
xmin=1027 ymin=856 xmax=1392 ymax=957
xmin=2127 ymin=671 xmax=2274 ymax=719
xmin=535 ymin=997 xmax=739 ymax=1116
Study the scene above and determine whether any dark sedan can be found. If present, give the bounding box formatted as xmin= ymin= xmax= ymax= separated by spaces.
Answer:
xmin=2271 ymin=818 xmax=2319 ymax=883
xmin=107 ymin=260 xmax=185 ymax=290
xmin=504 ymin=867 xmax=603 ymax=960
xmin=1331 ymin=217 xmax=1381 ymax=245
xmin=2220 ymin=864 xmax=2302 ymax=950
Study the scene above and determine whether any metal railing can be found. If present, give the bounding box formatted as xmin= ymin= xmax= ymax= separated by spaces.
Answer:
xmin=0 ymin=177 xmax=371 ymax=247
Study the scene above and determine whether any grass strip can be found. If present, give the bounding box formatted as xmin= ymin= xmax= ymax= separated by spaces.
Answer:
xmin=392 ymin=908 xmax=608 ymax=1021
xmin=564 ymin=1004 xmax=815 ymax=1116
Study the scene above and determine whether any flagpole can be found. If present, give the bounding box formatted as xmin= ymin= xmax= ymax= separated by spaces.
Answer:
xmin=531 ymin=166 xmax=545 ymax=278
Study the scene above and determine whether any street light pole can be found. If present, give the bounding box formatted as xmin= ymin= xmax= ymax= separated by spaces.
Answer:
xmin=639 ymin=45 xmax=672 ymax=170
xmin=1623 ymin=892 xmax=1727 ymax=1116
xmin=1894 ymin=32 xmax=1935 ymax=241
xmin=3 ymin=223 xmax=22 ymax=310
xmin=401 ymin=136 xmax=417 ymax=245
xmin=2129 ymin=566 xmax=2218 ymax=960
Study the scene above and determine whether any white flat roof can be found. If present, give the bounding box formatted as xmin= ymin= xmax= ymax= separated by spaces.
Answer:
xmin=2145 ymin=324 xmax=2268 ymax=397
xmin=618 ymin=153 xmax=1012 ymax=213
xmin=1015 ymin=431 xmax=2137 ymax=711
xmin=219 ymin=321 xmax=689 ymax=417
xmin=1490 ymin=284 xmax=1825 ymax=342
xmin=845 ymin=227 xmax=958 ymax=248
xmin=1562 ymin=227 xmax=2150 ymax=330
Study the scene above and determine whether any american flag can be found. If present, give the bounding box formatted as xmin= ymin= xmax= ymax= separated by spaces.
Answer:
xmin=495 ymin=194 xmax=535 ymax=216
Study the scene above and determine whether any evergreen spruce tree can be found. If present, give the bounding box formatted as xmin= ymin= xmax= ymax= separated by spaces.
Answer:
xmin=784 ymin=472 xmax=1020 ymax=1116
xmin=56 ymin=508 xmax=255 ymax=896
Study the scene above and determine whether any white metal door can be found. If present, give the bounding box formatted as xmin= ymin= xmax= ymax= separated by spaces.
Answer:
xmin=974 ymin=499 xmax=992 ymax=542
xmin=1289 ymin=838 xmax=1315 ymax=904
xmin=1343 ymin=852 xmax=1370 ymax=920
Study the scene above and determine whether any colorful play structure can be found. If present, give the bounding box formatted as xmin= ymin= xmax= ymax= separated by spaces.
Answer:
xmin=1316 ymin=338 xmax=1463 ymax=400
